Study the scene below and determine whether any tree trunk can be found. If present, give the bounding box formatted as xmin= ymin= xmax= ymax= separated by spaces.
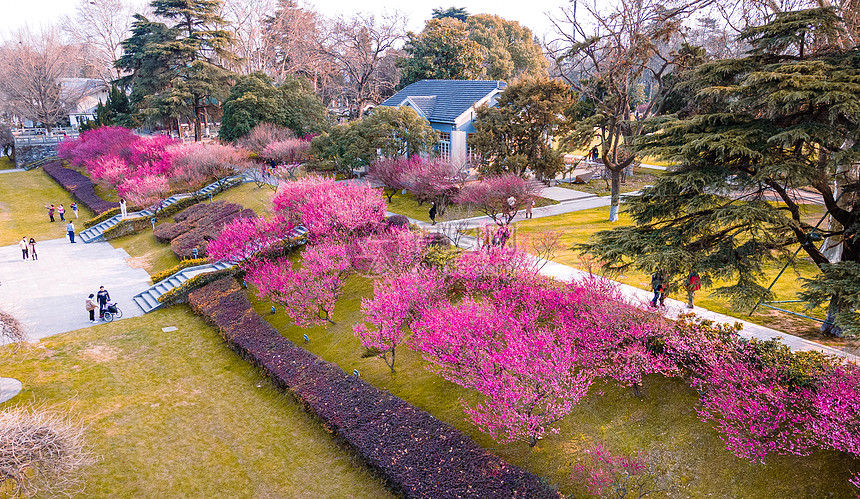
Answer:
xmin=821 ymin=294 xmax=844 ymax=337
xmin=609 ymin=167 xmax=622 ymax=222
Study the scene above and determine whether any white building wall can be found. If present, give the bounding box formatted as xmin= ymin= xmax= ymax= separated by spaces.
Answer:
xmin=450 ymin=130 xmax=468 ymax=166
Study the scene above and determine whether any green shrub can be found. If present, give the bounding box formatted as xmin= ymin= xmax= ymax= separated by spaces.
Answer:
xmin=83 ymin=207 xmax=120 ymax=229
xmin=423 ymin=245 xmax=462 ymax=271
xmin=158 ymin=268 xmax=237 ymax=306
xmin=155 ymin=197 xmax=198 ymax=220
xmin=102 ymin=217 xmax=153 ymax=240
xmin=151 ymin=258 xmax=209 ymax=283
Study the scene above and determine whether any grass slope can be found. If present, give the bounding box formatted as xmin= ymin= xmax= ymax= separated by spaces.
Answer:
xmin=0 ymin=169 xmax=95 ymax=246
xmin=0 ymin=306 xmax=393 ymax=498
xmin=249 ymin=273 xmax=859 ymax=497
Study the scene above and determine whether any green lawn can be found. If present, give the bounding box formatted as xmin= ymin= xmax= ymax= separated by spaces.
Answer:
xmin=248 ymin=271 xmax=859 ymax=498
xmin=95 ymin=191 xmax=859 ymax=496
xmin=559 ymin=167 xmax=665 ymax=197
xmin=0 ymin=170 xmax=95 ymax=246
xmin=0 ymin=306 xmax=393 ymax=498
xmin=0 ymin=156 xmax=15 ymax=170
xmin=512 ymin=205 xmax=860 ymax=353
xmin=212 ymin=182 xmax=277 ymax=217
xmin=109 ymin=226 xmax=180 ymax=277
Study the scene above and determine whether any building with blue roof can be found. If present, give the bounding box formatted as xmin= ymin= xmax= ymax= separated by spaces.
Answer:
xmin=378 ymin=79 xmax=507 ymax=166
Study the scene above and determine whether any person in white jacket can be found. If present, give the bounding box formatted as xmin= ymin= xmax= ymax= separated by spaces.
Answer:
xmin=18 ymin=237 xmax=28 ymax=260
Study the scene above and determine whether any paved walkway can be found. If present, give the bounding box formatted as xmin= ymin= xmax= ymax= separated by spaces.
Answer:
xmin=0 ymin=238 xmax=151 ymax=340
xmin=0 ymin=168 xmax=25 ymax=174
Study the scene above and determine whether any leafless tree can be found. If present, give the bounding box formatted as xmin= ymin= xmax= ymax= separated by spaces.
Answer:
xmin=548 ymin=0 xmax=708 ymax=221
xmin=317 ymin=12 xmax=406 ymax=118
xmin=0 ymin=310 xmax=26 ymax=346
xmin=219 ymin=0 xmax=277 ymax=75
xmin=0 ymin=124 xmax=13 ymax=160
xmin=0 ymin=28 xmax=84 ymax=133
xmin=261 ymin=0 xmax=332 ymax=88
xmin=61 ymin=0 xmax=137 ymax=82
xmin=437 ymin=204 xmax=475 ymax=247
xmin=0 ymin=405 xmax=95 ymax=497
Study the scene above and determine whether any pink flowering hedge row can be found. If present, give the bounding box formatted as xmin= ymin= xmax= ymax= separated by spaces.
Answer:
xmin=43 ymin=161 xmax=118 ymax=214
xmin=188 ymin=277 xmax=560 ymax=499
xmin=154 ymin=201 xmax=255 ymax=259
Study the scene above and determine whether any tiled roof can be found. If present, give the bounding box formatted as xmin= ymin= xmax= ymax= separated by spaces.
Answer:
xmin=380 ymin=80 xmax=506 ymax=124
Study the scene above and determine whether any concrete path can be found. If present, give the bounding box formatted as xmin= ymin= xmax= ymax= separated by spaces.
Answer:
xmin=0 ymin=378 xmax=23 ymax=403
xmin=0 ymin=168 xmax=25 ymax=174
xmin=539 ymin=186 xmax=596 ymax=202
xmin=0 ymin=238 xmax=151 ymax=340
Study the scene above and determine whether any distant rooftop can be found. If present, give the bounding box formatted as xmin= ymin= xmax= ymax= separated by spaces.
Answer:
xmin=379 ymin=80 xmax=506 ymax=124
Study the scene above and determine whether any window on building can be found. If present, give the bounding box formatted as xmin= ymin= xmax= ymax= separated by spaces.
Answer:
xmin=438 ymin=132 xmax=451 ymax=161
xmin=466 ymin=133 xmax=479 ymax=165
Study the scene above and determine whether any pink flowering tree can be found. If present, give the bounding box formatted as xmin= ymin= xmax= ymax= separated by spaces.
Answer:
xmin=455 ymin=174 xmax=542 ymax=226
xmin=261 ymin=138 xmax=311 ymax=165
xmin=207 ymin=215 xmax=298 ymax=262
xmin=272 ymin=176 xmax=386 ymax=242
xmin=58 ymin=126 xmax=138 ymax=167
xmin=404 ymin=157 xmax=467 ymax=215
xmin=245 ymin=243 xmax=353 ymax=327
xmin=368 ymin=156 xmax=410 ymax=202
xmin=169 ymin=142 xmax=251 ymax=193
xmin=411 ymin=295 xmax=595 ymax=447
xmin=809 ymin=363 xmax=860 ymax=482
xmin=353 ymin=270 xmax=443 ymax=372
xmin=118 ymin=175 xmax=171 ymax=208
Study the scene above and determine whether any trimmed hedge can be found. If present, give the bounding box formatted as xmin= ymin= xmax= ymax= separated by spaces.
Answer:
xmin=158 ymin=268 xmax=237 ymax=306
xmin=102 ymin=217 xmax=153 ymax=240
xmin=42 ymin=161 xmax=118 ymax=214
xmin=154 ymin=201 xmax=254 ymax=259
xmin=154 ymin=196 xmax=198 ymax=221
xmin=189 ymin=277 xmax=560 ymax=499
xmin=82 ymin=207 xmax=121 ymax=229
xmin=151 ymin=258 xmax=209 ymax=284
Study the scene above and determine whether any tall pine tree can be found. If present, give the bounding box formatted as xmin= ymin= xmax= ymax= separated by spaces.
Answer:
xmin=580 ymin=8 xmax=860 ymax=335
xmin=117 ymin=0 xmax=237 ymax=140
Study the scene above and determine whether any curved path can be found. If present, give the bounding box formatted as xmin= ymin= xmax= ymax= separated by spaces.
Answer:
xmin=0 ymin=238 xmax=150 ymax=340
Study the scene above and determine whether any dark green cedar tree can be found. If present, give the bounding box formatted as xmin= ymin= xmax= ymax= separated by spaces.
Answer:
xmin=579 ymin=8 xmax=860 ymax=335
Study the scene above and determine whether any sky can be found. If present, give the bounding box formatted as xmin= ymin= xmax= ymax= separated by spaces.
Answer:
xmin=1 ymin=0 xmax=573 ymax=41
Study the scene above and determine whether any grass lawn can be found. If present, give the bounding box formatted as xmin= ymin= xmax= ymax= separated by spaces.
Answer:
xmin=0 ymin=306 xmax=393 ymax=498
xmin=0 ymin=169 xmax=95 ymax=246
xmin=99 ymin=194 xmax=859 ymax=496
xmin=512 ymin=205 xmax=860 ymax=354
xmin=212 ymin=182 xmax=277 ymax=217
xmin=559 ymin=167 xmax=665 ymax=197
xmin=248 ymin=271 xmax=859 ymax=497
xmin=0 ymin=157 xmax=15 ymax=170
xmin=387 ymin=190 xmax=558 ymax=223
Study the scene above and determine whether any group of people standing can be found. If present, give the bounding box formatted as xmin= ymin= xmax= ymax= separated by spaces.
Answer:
xmin=85 ymin=286 xmax=111 ymax=322
xmin=46 ymin=203 xmax=78 ymax=222
xmin=17 ymin=237 xmax=38 ymax=260
xmin=650 ymin=269 xmax=701 ymax=309
xmin=45 ymin=203 xmax=78 ymax=243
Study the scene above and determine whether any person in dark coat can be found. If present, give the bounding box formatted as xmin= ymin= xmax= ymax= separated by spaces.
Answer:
xmin=47 ymin=204 xmax=55 ymax=222
xmin=650 ymin=269 xmax=666 ymax=307
xmin=429 ymin=201 xmax=437 ymax=225
xmin=96 ymin=286 xmax=111 ymax=320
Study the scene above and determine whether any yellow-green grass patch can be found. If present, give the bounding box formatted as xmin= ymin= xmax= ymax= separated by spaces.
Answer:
xmin=250 ymin=272 xmax=859 ymax=498
xmin=0 ymin=306 xmax=394 ymax=498
xmin=0 ymin=170 xmax=95 ymax=246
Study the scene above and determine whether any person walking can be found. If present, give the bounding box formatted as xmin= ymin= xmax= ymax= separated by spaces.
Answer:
xmin=590 ymin=146 xmax=599 ymax=162
xmin=429 ymin=201 xmax=437 ymax=225
xmin=71 ymin=202 xmax=79 ymax=219
xmin=96 ymin=286 xmax=110 ymax=321
xmin=525 ymin=197 xmax=535 ymax=219
xmin=650 ymin=269 xmax=666 ymax=308
xmin=67 ymin=221 xmax=76 ymax=243
xmin=120 ymin=198 xmax=128 ymax=219
xmin=85 ymin=294 xmax=98 ymax=323
xmin=684 ymin=270 xmax=701 ymax=309
xmin=18 ymin=237 xmax=28 ymax=260
xmin=47 ymin=204 xmax=55 ymax=222
xmin=58 ymin=204 xmax=65 ymax=221
xmin=28 ymin=238 xmax=37 ymax=260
